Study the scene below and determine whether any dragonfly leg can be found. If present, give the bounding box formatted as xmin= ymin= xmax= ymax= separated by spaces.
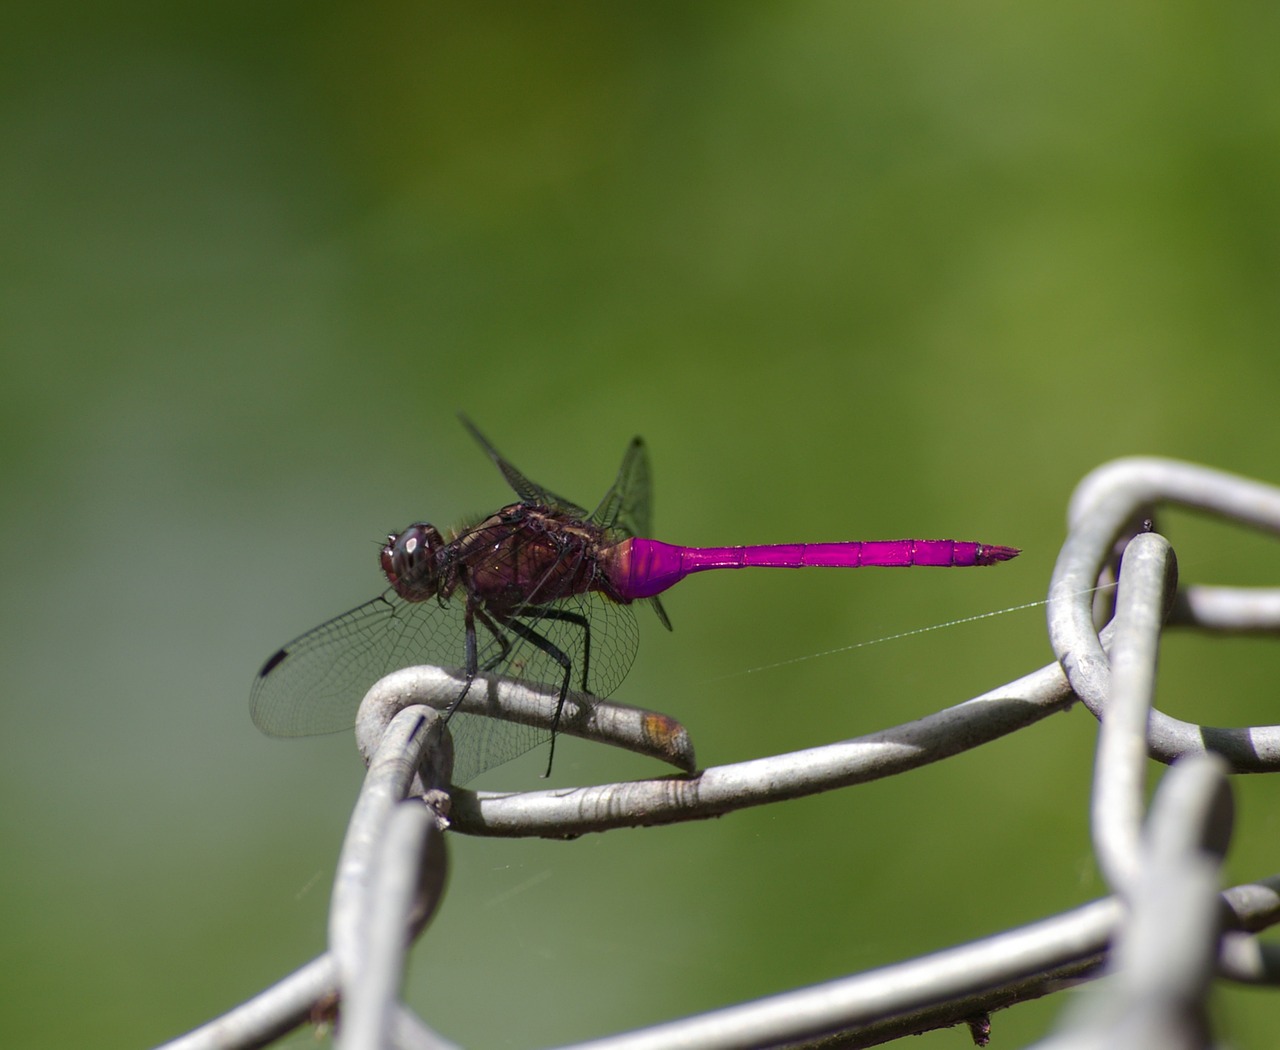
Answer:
xmin=525 ymin=606 xmax=592 ymax=692
xmin=506 ymin=618 xmax=575 ymax=778
xmin=447 ymin=601 xmax=513 ymax=723
xmin=475 ymin=606 xmax=513 ymax=673
xmin=443 ymin=602 xmax=482 ymax=722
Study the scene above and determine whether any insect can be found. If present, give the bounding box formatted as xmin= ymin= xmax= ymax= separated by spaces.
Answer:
xmin=251 ymin=418 xmax=1018 ymax=782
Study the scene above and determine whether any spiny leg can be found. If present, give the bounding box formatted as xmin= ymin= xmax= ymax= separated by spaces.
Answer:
xmin=507 ymin=617 xmax=576 ymax=778
xmin=475 ymin=605 xmax=513 ymax=673
xmin=445 ymin=600 xmax=511 ymax=722
xmin=526 ymin=606 xmax=592 ymax=692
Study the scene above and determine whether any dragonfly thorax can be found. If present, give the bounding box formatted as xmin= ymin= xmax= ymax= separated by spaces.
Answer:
xmin=380 ymin=523 xmax=446 ymax=601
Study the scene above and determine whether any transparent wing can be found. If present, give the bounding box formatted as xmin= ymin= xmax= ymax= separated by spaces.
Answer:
xmin=251 ymin=588 xmax=640 ymax=784
xmin=591 ymin=436 xmax=651 ymax=537
xmin=250 ymin=590 xmax=476 ymax=738
xmin=459 ymin=414 xmax=589 ymax=517
xmin=590 ymin=436 xmax=672 ymax=629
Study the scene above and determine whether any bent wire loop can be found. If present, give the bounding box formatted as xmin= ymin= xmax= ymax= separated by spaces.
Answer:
xmin=160 ymin=457 xmax=1280 ymax=1050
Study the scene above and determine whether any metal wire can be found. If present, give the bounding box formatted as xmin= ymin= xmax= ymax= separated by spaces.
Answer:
xmin=1089 ymin=532 xmax=1178 ymax=897
xmin=156 ymin=456 xmax=1280 ymax=1050
xmin=1048 ymin=457 xmax=1280 ymax=770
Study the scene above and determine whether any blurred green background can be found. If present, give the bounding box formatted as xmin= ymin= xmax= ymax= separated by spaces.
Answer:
xmin=5 ymin=2 xmax=1280 ymax=1046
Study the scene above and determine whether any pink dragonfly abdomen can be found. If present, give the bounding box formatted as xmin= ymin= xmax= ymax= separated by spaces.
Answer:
xmin=610 ymin=537 xmax=1019 ymax=600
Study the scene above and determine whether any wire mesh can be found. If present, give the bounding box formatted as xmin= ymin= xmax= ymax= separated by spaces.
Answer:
xmin=157 ymin=456 xmax=1280 ymax=1050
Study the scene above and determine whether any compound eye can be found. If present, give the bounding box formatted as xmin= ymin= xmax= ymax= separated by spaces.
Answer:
xmin=395 ymin=524 xmax=428 ymax=569
xmin=381 ymin=524 xmax=441 ymax=598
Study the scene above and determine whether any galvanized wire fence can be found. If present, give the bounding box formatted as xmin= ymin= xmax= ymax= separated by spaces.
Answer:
xmin=159 ymin=456 xmax=1280 ymax=1050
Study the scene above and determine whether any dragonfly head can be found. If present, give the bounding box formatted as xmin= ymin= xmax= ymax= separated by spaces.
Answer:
xmin=381 ymin=523 xmax=446 ymax=601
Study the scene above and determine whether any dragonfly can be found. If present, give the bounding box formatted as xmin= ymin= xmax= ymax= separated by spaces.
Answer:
xmin=251 ymin=417 xmax=1019 ymax=783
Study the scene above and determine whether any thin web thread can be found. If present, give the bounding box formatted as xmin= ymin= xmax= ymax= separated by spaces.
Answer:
xmin=700 ymin=583 xmax=1116 ymax=683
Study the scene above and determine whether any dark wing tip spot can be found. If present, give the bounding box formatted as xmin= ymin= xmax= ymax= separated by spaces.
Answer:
xmin=258 ymin=647 xmax=289 ymax=678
